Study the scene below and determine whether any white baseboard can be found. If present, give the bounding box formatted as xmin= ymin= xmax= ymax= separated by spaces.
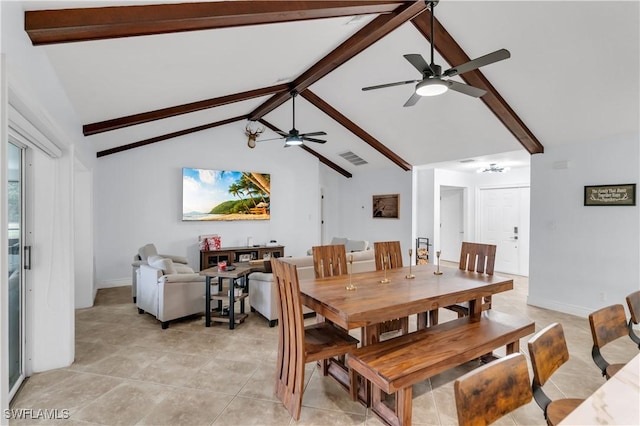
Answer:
xmin=526 ymin=295 xmax=593 ymax=318
xmin=97 ymin=278 xmax=130 ymax=289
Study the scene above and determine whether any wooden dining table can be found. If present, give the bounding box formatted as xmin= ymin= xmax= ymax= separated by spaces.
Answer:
xmin=298 ymin=262 xmax=514 ymax=398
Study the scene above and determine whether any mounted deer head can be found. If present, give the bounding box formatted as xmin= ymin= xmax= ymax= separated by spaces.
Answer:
xmin=245 ymin=122 xmax=265 ymax=149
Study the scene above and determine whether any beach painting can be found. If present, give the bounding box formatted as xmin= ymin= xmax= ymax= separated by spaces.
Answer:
xmin=182 ymin=168 xmax=270 ymax=221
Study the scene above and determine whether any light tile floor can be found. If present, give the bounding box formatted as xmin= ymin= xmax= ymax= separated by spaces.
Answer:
xmin=10 ymin=273 xmax=638 ymax=425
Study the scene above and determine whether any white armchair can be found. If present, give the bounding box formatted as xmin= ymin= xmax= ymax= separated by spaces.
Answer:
xmin=136 ymin=255 xmax=206 ymax=329
xmin=131 ymin=243 xmax=190 ymax=303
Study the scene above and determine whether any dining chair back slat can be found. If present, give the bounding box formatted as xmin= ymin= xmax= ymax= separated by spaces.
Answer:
xmin=459 ymin=241 xmax=496 ymax=275
xmin=272 ymin=259 xmax=359 ymax=420
xmin=528 ymin=323 xmax=584 ymax=425
xmin=588 ymin=304 xmax=630 ymax=379
xmin=373 ymin=241 xmax=407 ymax=335
xmin=373 ymin=241 xmax=403 ymax=271
xmin=312 ymin=244 xmax=348 ymax=279
xmin=454 ymin=353 xmax=532 ymax=426
xmin=434 ymin=242 xmax=497 ymax=327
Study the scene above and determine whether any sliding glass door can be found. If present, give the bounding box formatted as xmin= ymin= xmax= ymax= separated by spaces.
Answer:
xmin=7 ymin=141 xmax=25 ymax=399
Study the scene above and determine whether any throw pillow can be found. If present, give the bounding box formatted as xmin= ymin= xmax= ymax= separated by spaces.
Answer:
xmin=148 ymin=255 xmax=177 ymax=275
xmin=138 ymin=243 xmax=158 ymax=261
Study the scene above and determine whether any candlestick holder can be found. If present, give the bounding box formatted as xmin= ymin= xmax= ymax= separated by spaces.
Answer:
xmin=379 ymin=256 xmax=390 ymax=283
xmin=405 ymin=248 xmax=415 ymax=279
xmin=346 ymin=254 xmax=357 ymax=290
xmin=434 ymin=250 xmax=443 ymax=275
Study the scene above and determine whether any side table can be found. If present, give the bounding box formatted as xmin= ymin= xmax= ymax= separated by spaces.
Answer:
xmin=200 ymin=264 xmax=261 ymax=329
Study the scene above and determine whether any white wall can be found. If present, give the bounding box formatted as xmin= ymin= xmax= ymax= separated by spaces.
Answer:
xmin=94 ymin=120 xmax=323 ymax=284
xmin=321 ymin=166 xmax=413 ymax=264
xmin=529 ymin=135 xmax=640 ymax=317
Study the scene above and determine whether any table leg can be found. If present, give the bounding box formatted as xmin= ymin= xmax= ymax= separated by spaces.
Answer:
xmin=229 ymin=277 xmax=235 ymax=329
xmin=240 ymin=276 xmax=246 ymax=314
xmin=205 ymin=276 xmax=211 ymax=327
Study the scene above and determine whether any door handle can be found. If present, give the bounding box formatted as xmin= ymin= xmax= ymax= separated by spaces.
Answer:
xmin=24 ymin=245 xmax=31 ymax=270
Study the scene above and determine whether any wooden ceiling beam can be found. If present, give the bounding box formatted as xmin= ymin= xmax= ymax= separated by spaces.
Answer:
xmin=249 ymin=1 xmax=428 ymax=120
xmin=411 ymin=12 xmax=544 ymax=154
xmin=96 ymin=114 xmax=247 ymax=157
xmin=25 ymin=1 xmax=406 ymax=45
xmin=259 ymin=119 xmax=352 ymax=178
xmin=84 ymin=84 xmax=288 ymax=136
xmin=301 ymin=90 xmax=411 ymax=171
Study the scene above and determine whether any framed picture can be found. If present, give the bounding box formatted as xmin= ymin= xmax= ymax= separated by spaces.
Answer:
xmin=182 ymin=168 xmax=270 ymax=221
xmin=238 ymin=254 xmax=251 ymax=262
xmin=584 ymin=184 xmax=636 ymax=206
xmin=373 ymin=194 xmax=399 ymax=218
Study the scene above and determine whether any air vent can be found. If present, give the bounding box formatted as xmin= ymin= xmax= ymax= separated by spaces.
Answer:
xmin=338 ymin=151 xmax=368 ymax=166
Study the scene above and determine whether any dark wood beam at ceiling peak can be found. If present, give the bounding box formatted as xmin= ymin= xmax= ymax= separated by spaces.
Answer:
xmin=25 ymin=1 xmax=407 ymax=45
xmin=411 ymin=12 xmax=544 ymax=155
xmin=84 ymin=84 xmax=288 ymax=136
xmin=249 ymin=1 xmax=428 ymax=121
xmin=300 ymin=90 xmax=411 ymax=171
xmin=258 ymin=119 xmax=352 ymax=179
xmin=96 ymin=114 xmax=247 ymax=158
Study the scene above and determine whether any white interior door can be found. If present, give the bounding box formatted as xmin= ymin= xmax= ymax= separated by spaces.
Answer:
xmin=440 ymin=187 xmax=464 ymax=262
xmin=479 ymin=187 xmax=530 ymax=275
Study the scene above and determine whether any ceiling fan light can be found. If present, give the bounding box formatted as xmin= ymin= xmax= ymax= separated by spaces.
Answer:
xmin=284 ymin=135 xmax=303 ymax=146
xmin=416 ymin=79 xmax=449 ymax=96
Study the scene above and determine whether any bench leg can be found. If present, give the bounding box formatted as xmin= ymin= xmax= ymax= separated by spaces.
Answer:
xmin=371 ymin=385 xmax=412 ymax=426
xmin=396 ymin=386 xmax=413 ymax=426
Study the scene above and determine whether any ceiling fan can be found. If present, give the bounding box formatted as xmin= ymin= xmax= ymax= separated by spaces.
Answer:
xmin=362 ymin=0 xmax=510 ymax=107
xmin=252 ymin=91 xmax=327 ymax=148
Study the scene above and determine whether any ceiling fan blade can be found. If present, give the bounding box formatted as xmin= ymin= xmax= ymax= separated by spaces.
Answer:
xmin=276 ymin=130 xmax=289 ymax=137
xmin=443 ymin=48 xmax=510 ymax=77
xmin=362 ymin=80 xmax=418 ymax=91
xmin=404 ymin=54 xmax=433 ymax=75
xmin=447 ymin=80 xmax=487 ymax=98
xmin=301 ymin=137 xmax=326 ymax=144
xmin=403 ymin=92 xmax=422 ymax=107
xmin=300 ymin=131 xmax=326 ymax=137
xmin=256 ymin=136 xmax=285 ymax=143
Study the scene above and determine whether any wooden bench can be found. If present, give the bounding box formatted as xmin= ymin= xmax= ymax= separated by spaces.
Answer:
xmin=347 ymin=310 xmax=535 ymax=426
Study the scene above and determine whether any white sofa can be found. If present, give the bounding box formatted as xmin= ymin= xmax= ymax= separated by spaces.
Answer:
xmin=306 ymin=237 xmax=370 ymax=255
xmin=136 ymin=255 xmax=206 ymax=329
xmin=249 ymin=249 xmax=375 ymax=326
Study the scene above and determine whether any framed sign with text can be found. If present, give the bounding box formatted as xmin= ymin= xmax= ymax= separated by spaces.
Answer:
xmin=584 ymin=184 xmax=636 ymax=206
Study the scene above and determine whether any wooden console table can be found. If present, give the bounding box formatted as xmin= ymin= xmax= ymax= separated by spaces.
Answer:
xmin=200 ymin=245 xmax=284 ymax=270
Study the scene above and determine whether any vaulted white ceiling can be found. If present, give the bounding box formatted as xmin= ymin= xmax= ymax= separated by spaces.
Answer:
xmin=21 ymin=1 xmax=640 ymax=176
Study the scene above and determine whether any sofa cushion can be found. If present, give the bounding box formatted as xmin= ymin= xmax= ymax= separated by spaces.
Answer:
xmin=174 ymin=263 xmax=195 ymax=274
xmin=148 ymin=255 xmax=177 ymax=275
xmin=330 ymin=237 xmax=348 ymax=246
xmin=346 ymin=239 xmax=368 ymax=253
xmin=138 ymin=243 xmax=158 ymax=261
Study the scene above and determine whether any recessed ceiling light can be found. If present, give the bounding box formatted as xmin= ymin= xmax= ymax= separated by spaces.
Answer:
xmin=459 ymin=159 xmax=475 ymax=163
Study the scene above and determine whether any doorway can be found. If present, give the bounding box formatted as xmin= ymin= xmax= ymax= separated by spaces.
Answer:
xmin=440 ymin=186 xmax=465 ymax=262
xmin=478 ymin=186 xmax=530 ymax=275
xmin=7 ymin=141 xmax=26 ymax=400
